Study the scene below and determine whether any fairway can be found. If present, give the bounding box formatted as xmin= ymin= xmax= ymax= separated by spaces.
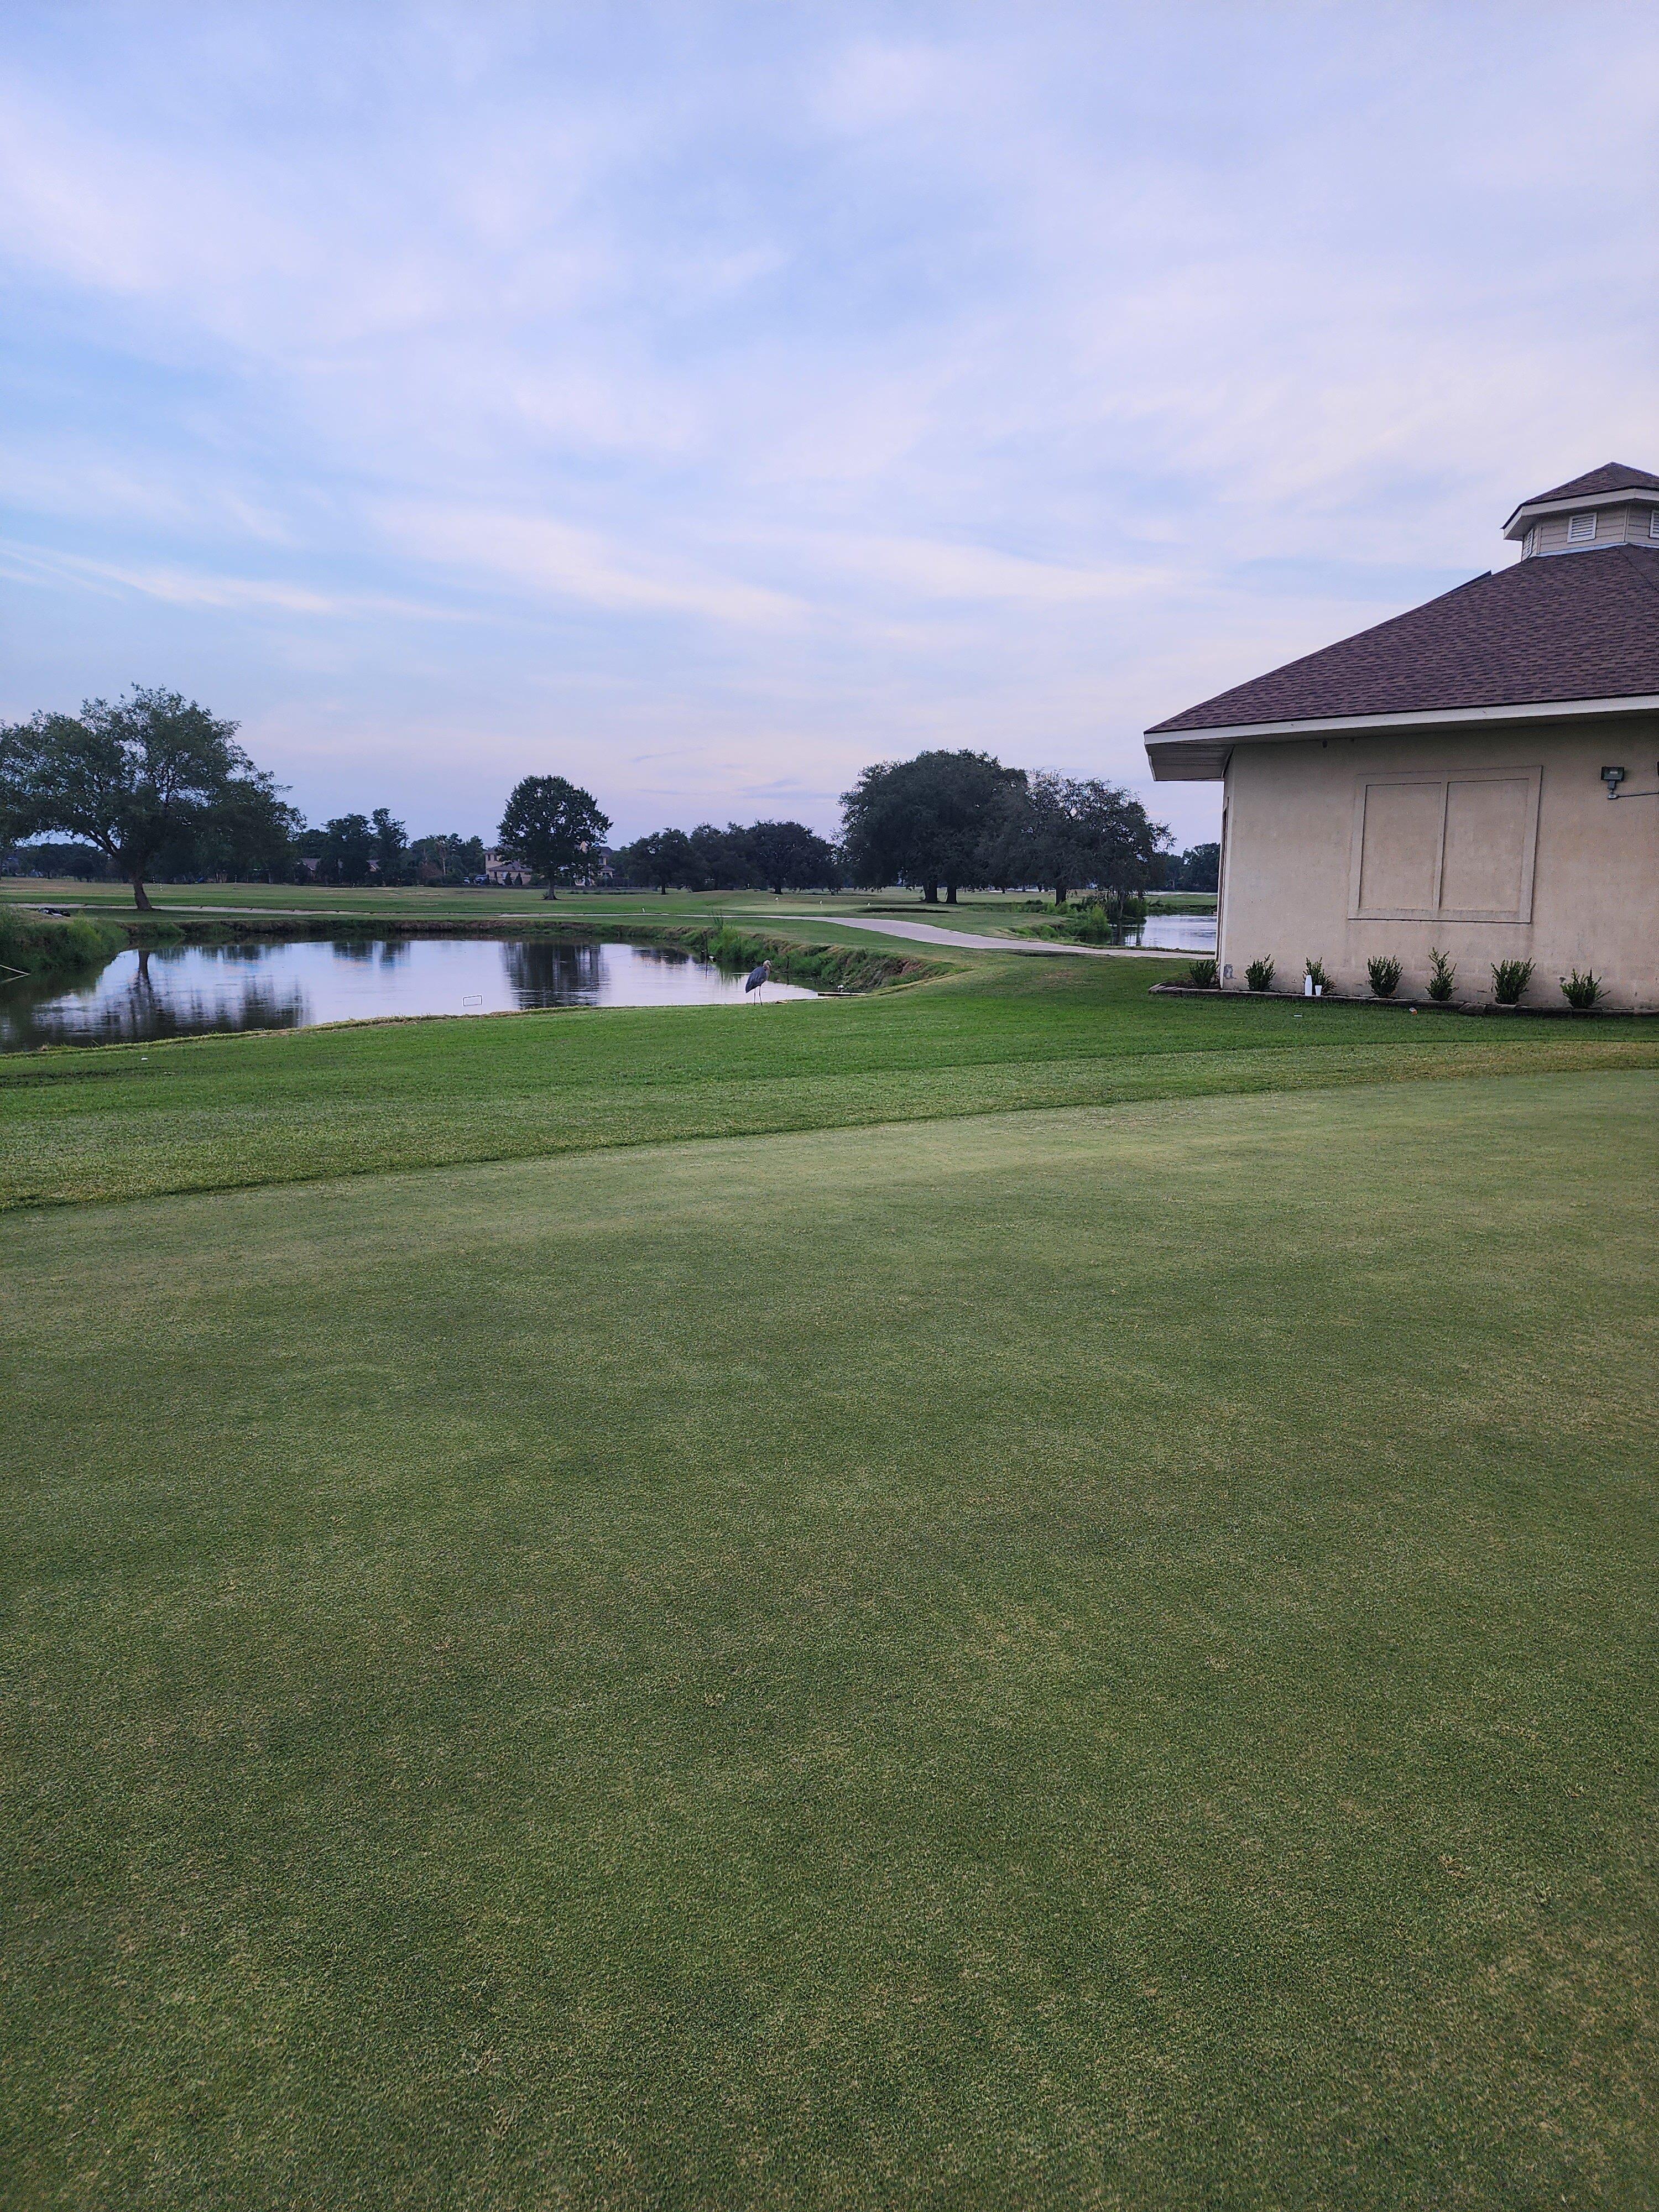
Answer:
xmin=3 ymin=1067 xmax=1654 ymax=2208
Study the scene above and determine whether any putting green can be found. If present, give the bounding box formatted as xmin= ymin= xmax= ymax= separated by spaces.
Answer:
xmin=3 ymin=1071 xmax=1654 ymax=2208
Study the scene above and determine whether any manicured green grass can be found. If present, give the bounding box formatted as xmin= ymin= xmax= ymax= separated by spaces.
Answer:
xmin=5 ymin=953 xmax=1655 ymax=1213
xmin=3 ymin=1071 xmax=1655 ymax=2208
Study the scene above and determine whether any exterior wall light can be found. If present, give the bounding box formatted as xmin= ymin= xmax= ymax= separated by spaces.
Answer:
xmin=1603 ymin=763 xmax=1659 ymax=801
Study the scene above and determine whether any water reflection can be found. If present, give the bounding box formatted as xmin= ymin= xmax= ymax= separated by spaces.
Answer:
xmin=2 ymin=936 xmax=815 ymax=1051
xmin=1124 ymin=914 xmax=1217 ymax=952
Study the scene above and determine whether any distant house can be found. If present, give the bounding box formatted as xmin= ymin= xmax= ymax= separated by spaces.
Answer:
xmin=1145 ymin=463 xmax=1659 ymax=1010
xmin=483 ymin=849 xmax=533 ymax=887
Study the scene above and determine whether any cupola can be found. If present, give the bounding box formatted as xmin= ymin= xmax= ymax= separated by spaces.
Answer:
xmin=1505 ymin=461 xmax=1659 ymax=557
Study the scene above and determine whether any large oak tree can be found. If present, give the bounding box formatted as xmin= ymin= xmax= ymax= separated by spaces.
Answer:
xmin=3 ymin=687 xmax=285 ymax=910
xmin=497 ymin=775 xmax=611 ymax=899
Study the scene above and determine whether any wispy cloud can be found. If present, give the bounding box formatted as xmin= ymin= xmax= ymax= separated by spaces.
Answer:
xmin=1 ymin=3 xmax=1655 ymax=840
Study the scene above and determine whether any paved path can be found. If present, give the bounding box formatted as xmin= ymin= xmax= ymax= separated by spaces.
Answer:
xmin=770 ymin=912 xmax=1154 ymax=957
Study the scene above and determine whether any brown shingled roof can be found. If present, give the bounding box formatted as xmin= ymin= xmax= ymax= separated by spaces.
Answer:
xmin=1519 ymin=461 xmax=1659 ymax=507
xmin=1147 ymin=544 xmax=1659 ymax=734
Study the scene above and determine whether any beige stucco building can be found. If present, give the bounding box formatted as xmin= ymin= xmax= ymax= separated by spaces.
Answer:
xmin=1146 ymin=464 xmax=1659 ymax=1011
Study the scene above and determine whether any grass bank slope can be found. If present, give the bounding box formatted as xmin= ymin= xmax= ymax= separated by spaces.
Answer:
xmin=3 ymin=1071 xmax=1654 ymax=2207
xmin=3 ymin=954 xmax=1652 ymax=1211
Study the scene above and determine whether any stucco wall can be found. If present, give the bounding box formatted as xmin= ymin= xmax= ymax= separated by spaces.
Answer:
xmin=1216 ymin=719 xmax=1659 ymax=1010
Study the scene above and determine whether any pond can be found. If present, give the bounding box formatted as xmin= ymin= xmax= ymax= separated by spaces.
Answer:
xmin=1124 ymin=914 xmax=1218 ymax=952
xmin=1 ymin=938 xmax=816 ymax=1052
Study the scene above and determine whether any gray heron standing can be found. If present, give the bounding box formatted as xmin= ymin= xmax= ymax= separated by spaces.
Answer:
xmin=744 ymin=958 xmax=771 ymax=1003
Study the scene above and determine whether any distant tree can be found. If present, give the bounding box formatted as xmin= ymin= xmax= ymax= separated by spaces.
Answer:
xmin=686 ymin=822 xmax=755 ymax=890
xmin=371 ymin=807 xmax=409 ymax=883
xmin=498 ymin=775 xmax=611 ymax=900
xmin=618 ymin=828 xmax=699 ymax=894
xmin=319 ymin=813 xmax=376 ymax=885
xmin=1166 ymin=841 xmax=1220 ymax=893
xmin=841 ymin=749 xmax=1024 ymax=902
xmin=979 ymin=772 xmax=1170 ymax=906
xmin=746 ymin=820 xmax=841 ymax=894
xmin=150 ymin=779 xmax=301 ymax=883
xmin=2 ymin=687 xmax=281 ymax=910
xmin=3 ymin=839 xmax=117 ymax=881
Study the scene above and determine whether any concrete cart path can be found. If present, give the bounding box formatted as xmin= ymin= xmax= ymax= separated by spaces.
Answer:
xmin=769 ymin=912 xmax=1166 ymax=957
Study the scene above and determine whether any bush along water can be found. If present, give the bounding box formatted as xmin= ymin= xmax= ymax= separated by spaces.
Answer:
xmin=1561 ymin=968 xmax=1603 ymax=1010
xmin=1490 ymin=958 xmax=1535 ymax=1007
xmin=660 ymin=924 xmax=937 ymax=994
xmin=1366 ymin=955 xmax=1403 ymax=999
xmin=1038 ymin=891 xmax=1148 ymax=946
xmin=0 ymin=907 xmax=126 ymax=981
xmin=1427 ymin=948 xmax=1457 ymax=1003
xmin=1245 ymin=957 xmax=1276 ymax=994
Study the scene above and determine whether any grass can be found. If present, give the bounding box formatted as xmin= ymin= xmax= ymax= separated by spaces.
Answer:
xmin=3 ymin=938 xmax=1655 ymax=2204
xmin=3 ymin=1068 xmax=1655 ymax=2208
xmin=4 ymin=952 xmax=1654 ymax=1212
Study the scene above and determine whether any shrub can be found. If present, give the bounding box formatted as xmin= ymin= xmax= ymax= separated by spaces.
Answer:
xmin=1303 ymin=957 xmax=1330 ymax=993
xmin=1561 ymin=968 xmax=1602 ymax=1010
xmin=1490 ymin=958 xmax=1534 ymax=1006
xmin=1426 ymin=947 xmax=1456 ymax=1003
xmin=1366 ymin=955 xmax=1403 ymax=999
xmin=1245 ymin=957 xmax=1275 ymax=993
xmin=1187 ymin=958 xmax=1218 ymax=989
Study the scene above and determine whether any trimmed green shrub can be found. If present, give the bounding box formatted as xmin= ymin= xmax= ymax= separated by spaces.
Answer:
xmin=1561 ymin=969 xmax=1603 ymax=1010
xmin=1245 ymin=957 xmax=1275 ymax=994
xmin=1426 ymin=948 xmax=1456 ymax=1003
xmin=1366 ymin=955 xmax=1403 ymax=999
xmin=1491 ymin=958 xmax=1535 ymax=1006
xmin=1187 ymin=958 xmax=1218 ymax=989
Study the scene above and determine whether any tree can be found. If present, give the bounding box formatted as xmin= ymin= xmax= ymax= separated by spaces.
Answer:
xmin=686 ymin=822 xmax=755 ymax=890
xmin=1166 ymin=841 xmax=1220 ymax=893
xmin=319 ymin=813 xmax=376 ymax=885
xmin=745 ymin=820 xmax=841 ymax=894
xmin=3 ymin=687 xmax=277 ymax=910
xmin=841 ymin=749 xmax=1024 ymax=902
xmin=617 ymin=828 xmax=698 ymax=894
xmin=979 ymin=772 xmax=1170 ymax=905
xmin=498 ymin=775 xmax=611 ymax=900
xmin=371 ymin=807 xmax=408 ymax=883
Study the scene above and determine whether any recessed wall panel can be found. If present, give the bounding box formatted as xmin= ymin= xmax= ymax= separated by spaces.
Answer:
xmin=1357 ymin=780 xmax=1442 ymax=914
xmin=1440 ymin=776 xmax=1531 ymax=916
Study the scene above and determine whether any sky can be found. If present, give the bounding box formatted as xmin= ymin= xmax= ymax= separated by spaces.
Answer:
xmin=2 ymin=4 xmax=1656 ymax=851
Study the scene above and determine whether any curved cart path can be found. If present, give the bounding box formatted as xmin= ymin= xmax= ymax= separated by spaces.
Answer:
xmin=771 ymin=912 xmax=1166 ymax=957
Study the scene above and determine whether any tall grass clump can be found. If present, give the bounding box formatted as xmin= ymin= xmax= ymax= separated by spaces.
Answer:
xmin=1427 ymin=948 xmax=1457 ymax=1003
xmin=1245 ymin=957 xmax=1275 ymax=994
xmin=0 ymin=908 xmax=125 ymax=980
xmin=1187 ymin=958 xmax=1218 ymax=989
xmin=1303 ymin=957 xmax=1330 ymax=994
xmin=1561 ymin=969 xmax=1603 ymax=1010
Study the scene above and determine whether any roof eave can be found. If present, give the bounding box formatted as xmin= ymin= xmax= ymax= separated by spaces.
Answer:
xmin=1144 ymin=689 xmax=1659 ymax=781
xmin=1502 ymin=485 xmax=1659 ymax=538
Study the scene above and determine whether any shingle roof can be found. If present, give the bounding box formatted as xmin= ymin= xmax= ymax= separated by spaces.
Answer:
xmin=1146 ymin=544 xmax=1659 ymax=734
xmin=1517 ymin=461 xmax=1659 ymax=508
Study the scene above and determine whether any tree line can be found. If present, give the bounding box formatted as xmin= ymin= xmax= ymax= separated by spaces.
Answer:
xmin=2 ymin=689 xmax=1217 ymax=908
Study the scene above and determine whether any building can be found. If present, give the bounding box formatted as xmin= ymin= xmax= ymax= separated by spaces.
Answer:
xmin=483 ymin=849 xmax=533 ymax=888
xmin=1145 ymin=463 xmax=1659 ymax=1010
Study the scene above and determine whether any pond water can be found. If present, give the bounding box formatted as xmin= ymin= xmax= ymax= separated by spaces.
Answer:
xmin=1 ymin=937 xmax=816 ymax=1052
xmin=1124 ymin=914 xmax=1218 ymax=952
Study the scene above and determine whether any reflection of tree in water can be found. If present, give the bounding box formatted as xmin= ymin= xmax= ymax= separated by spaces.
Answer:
xmin=0 ymin=947 xmax=306 ymax=1052
xmin=501 ymin=939 xmax=615 ymax=1004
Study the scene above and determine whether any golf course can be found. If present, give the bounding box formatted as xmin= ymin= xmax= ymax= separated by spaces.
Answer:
xmin=2 ymin=908 xmax=1655 ymax=2208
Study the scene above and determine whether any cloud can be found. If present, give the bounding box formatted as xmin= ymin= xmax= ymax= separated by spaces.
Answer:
xmin=1 ymin=2 xmax=1655 ymax=846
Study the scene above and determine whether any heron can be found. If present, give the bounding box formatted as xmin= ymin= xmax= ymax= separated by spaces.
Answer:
xmin=744 ymin=958 xmax=771 ymax=1001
